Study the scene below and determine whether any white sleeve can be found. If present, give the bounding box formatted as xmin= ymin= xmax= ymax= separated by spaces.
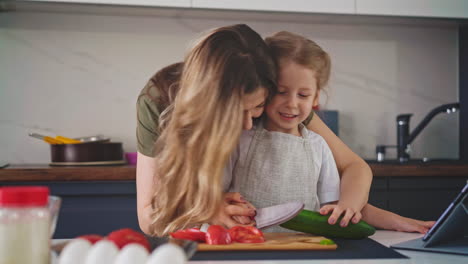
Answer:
xmin=317 ymin=138 xmax=341 ymax=205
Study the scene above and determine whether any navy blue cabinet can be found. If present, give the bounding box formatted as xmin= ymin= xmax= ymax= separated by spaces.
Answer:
xmin=369 ymin=177 xmax=467 ymax=221
xmin=1 ymin=181 xmax=139 ymax=238
xmin=2 ymin=176 xmax=466 ymax=238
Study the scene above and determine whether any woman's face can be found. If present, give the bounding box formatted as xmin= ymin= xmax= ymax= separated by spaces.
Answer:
xmin=242 ymin=87 xmax=267 ymax=130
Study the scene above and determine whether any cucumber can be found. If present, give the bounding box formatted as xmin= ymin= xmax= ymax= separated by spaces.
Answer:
xmin=280 ymin=209 xmax=376 ymax=239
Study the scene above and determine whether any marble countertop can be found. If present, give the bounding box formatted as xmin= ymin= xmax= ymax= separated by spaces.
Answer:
xmin=53 ymin=231 xmax=467 ymax=264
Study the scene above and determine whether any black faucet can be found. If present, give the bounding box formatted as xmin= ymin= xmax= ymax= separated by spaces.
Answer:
xmin=396 ymin=102 xmax=460 ymax=162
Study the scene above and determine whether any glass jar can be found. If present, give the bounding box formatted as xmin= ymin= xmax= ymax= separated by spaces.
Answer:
xmin=0 ymin=186 xmax=50 ymax=264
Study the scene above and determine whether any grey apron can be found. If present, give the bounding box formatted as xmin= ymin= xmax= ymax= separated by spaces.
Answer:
xmin=230 ymin=122 xmax=320 ymax=232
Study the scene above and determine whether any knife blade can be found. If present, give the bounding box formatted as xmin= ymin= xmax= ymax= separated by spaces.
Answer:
xmin=255 ymin=201 xmax=304 ymax=229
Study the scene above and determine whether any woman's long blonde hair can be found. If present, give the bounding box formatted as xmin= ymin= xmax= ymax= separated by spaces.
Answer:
xmin=265 ymin=31 xmax=331 ymax=92
xmin=150 ymin=24 xmax=277 ymax=236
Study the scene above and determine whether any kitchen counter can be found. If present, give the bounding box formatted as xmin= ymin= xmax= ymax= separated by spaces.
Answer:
xmin=52 ymin=231 xmax=467 ymax=264
xmin=2 ymin=163 xmax=468 ymax=182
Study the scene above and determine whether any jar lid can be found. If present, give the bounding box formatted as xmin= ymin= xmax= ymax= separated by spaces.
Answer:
xmin=0 ymin=186 xmax=49 ymax=207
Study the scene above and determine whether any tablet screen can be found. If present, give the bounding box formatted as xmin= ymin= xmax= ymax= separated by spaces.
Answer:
xmin=422 ymin=183 xmax=468 ymax=241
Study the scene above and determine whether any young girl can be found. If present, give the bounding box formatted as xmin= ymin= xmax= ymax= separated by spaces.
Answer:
xmin=227 ymin=31 xmax=435 ymax=233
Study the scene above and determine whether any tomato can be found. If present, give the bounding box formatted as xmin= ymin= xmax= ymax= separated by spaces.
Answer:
xmin=77 ymin=234 xmax=103 ymax=244
xmin=228 ymin=226 xmax=265 ymax=243
xmin=206 ymin=225 xmax=232 ymax=245
xmin=170 ymin=228 xmax=206 ymax=242
xmin=106 ymin=228 xmax=151 ymax=252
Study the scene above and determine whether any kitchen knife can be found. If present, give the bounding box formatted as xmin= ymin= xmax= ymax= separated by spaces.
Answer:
xmin=255 ymin=201 xmax=304 ymax=229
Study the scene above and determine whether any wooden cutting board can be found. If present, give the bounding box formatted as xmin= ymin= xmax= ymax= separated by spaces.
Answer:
xmin=197 ymin=233 xmax=337 ymax=251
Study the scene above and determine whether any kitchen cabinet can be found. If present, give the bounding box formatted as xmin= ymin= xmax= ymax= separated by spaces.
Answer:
xmin=19 ymin=0 xmax=191 ymax=8
xmin=356 ymin=0 xmax=468 ymax=19
xmin=2 ymin=177 xmax=465 ymax=238
xmin=191 ymin=0 xmax=355 ymax=15
xmin=1 ymin=165 xmax=467 ymax=238
xmin=368 ymin=176 xmax=467 ymax=221
xmin=369 ymin=177 xmax=389 ymax=210
xmin=1 ymin=181 xmax=139 ymax=238
xmin=15 ymin=0 xmax=468 ymax=19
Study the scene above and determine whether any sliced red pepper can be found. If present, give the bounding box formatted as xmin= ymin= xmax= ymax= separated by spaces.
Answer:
xmin=206 ymin=225 xmax=232 ymax=245
xmin=228 ymin=226 xmax=265 ymax=243
xmin=170 ymin=228 xmax=206 ymax=242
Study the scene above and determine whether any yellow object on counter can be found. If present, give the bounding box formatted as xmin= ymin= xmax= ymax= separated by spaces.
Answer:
xmin=54 ymin=136 xmax=81 ymax=144
xmin=29 ymin=133 xmax=82 ymax=144
xmin=43 ymin=136 xmax=64 ymax=145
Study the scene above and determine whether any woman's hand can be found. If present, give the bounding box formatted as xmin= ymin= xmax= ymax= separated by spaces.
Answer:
xmin=210 ymin=192 xmax=257 ymax=228
xmin=390 ymin=215 xmax=435 ymax=234
xmin=360 ymin=203 xmax=435 ymax=234
xmin=319 ymin=203 xmax=363 ymax=227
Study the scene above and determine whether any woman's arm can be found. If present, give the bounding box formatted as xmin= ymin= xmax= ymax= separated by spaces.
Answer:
xmin=136 ymin=152 xmax=159 ymax=235
xmin=307 ymin=114 xmax=372 ymax=226
xmin=137 ymin=153 xmax=255 ymax=235
xmin=361 ymin=204 xmax=435 ymax=234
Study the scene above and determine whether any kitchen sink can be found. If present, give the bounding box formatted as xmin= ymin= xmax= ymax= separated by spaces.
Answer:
xmin=365 ymin=159 xmax=467 ymax=165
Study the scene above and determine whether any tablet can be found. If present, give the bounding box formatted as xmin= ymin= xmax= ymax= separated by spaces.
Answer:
xmin=391 ymin=182 xmax=468 ymax=255
xmin=423 ymin=183 xmax=468 ymax=243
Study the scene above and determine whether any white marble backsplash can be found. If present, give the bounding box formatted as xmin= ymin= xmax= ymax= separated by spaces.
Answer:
xmin=0 ymin=9 xmax=459 ymax=163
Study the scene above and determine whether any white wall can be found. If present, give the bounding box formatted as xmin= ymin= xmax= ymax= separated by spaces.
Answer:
xmin=0 ymin=9 xmax=459 ymax=163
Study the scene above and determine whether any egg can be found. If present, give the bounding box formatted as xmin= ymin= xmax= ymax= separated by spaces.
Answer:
xmin=146 ymin=244 xmax=186 ymax=264
xmin=114 ymin=244 xmax=148 ymax=264
xmin=58 ymin=238 xmax=91 ymax=264
xmin=84 ymin=240 xmax=118 ymax=264
xmin=50 ymin=250 xmax=58 ymax=264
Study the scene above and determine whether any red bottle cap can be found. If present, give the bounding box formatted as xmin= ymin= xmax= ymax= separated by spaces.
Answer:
xmin=0 ymin=186 xmax=49 ymax=207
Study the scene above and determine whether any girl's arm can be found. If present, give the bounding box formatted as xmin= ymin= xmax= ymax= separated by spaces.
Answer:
xmin=307 ymin=114 xmax=372 ymax=226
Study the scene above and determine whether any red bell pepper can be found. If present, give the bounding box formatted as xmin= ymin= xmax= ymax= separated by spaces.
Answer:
xmin=228 ymin=226 xmax=265 ymax=243
xmin=206 ymin=225 xmax=232 ymax=245
xmin=170 ymin=228 xmax=206 ymax=242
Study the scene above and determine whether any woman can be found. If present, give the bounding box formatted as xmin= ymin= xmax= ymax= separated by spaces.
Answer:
xmin=138 ymin=24 xmax=278 ymax=236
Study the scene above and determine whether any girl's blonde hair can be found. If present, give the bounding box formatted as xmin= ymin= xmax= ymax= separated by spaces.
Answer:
xmin=150 ymin=24 xmax=277 ymax=236
xmin=265 ymin=31 xmax=331 ymax=91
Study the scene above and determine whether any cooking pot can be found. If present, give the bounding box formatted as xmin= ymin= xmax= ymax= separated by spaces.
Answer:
xmin=50 ymin=142 xmax=125 ymax=166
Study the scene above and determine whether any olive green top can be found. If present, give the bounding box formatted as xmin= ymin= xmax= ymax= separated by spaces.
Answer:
xmin=136 ymin=78 xmax=163 ymax=157
xmin=136 ymin=77 xmax=315 ymax=157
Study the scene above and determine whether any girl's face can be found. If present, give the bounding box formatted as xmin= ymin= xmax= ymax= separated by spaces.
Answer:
xmin=242 ymin=87 xmax=267 ymax=130
xmin=265 ymin=62 xmax=319 ymax=136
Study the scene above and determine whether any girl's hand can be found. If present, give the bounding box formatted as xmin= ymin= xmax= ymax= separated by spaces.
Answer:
xmin=210 ymin=192 xmax=256 ymax=228
xmin=391 ymin=215 xmax=435 ymax=234
xmin=319 ymin=203 xmax=362 ymax=227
